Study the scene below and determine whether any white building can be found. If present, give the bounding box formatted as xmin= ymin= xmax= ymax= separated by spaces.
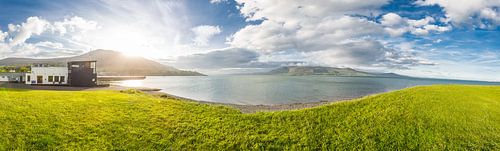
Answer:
xmin=0 ymin=75 xmax=6 ymax=81
xmin=0 ymin=73 xmax=26 ymax=82
xmin=25 ymin=66 xmax=68 ymax=85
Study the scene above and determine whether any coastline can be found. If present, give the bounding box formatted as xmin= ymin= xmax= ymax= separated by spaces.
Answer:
xmin=0 ymin=82 xmax=356 ymax=113
xmin=154 ymin=91 xmax=340 ymax=113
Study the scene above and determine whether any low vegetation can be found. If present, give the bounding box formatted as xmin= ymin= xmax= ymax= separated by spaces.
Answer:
xmin=0 ymin=66 xmax=30 ymax=73
xmin=0 ymin=85 xmax=499 ymax=150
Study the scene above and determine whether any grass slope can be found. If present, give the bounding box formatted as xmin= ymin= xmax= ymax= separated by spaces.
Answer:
xmin=0 ymin=85 xmax=499 ymax=150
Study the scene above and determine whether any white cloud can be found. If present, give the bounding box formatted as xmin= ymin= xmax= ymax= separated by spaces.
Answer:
xmin=380 ymin=13 xmax=451 ymax=36
xmin=423 ymin=24 xmax=451 ymax=32
xmin=384 ymin=27 xmax=409 ymax=37
xmin=381 ymin=13 xmax=404 ymax=26
xmin=4 ymin=16 xmax=98 ymax=47
xmin=415 ymin=0 xmax=500 ymax=28
xmin=0 ymin=16 xmax=98 ymax=59
xmin=479 ymin=8 xmax=500 ymax=28
xmin=0 ymin=30 xmax=7 ymax=43
xmin=407 ymin=16 xmax=434 ymax=27
xmin=237 ymin=0 xmax=390 ymax=22
xmin=34 ymin=41 xmax=64 ymax=49
xmin=52 ymin=16 xmax=98 ymax=35
xmin=229 ymin=0 xmax=432 ymax=69
xmin=229 ymin=16 xmax=384 ymax=53
xmin=480 ymin=8 xmax=499 ymax=20
xmin=191 ymin=25 xmax=222 ymax=46
xmin=9 ymin=17 xmax=50 ymax=46
xmin=7 ymin=24 xmax=18 ymax=33
xmin=210 ymin=0 xmax=227 ymax=4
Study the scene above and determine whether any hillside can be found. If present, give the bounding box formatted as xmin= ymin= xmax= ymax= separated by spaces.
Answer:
xmin=0 ymin=85 xmax=499 ymax=150
xmin=266 ymin=66 xmax=403 ymax=77
xmin=0 ymin=50 xmax=204 ymax=76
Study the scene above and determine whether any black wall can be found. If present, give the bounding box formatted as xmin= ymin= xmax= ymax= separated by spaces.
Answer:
xmin=68 ymin=61 xmax=97 ymax=87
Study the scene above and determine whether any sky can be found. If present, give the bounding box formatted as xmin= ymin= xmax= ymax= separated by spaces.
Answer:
xmin=0 ymin=0 xmax=499 ymax=81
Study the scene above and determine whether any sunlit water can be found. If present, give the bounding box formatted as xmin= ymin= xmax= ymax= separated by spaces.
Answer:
xmin=113 ymin=75 xmax=500 ymax=105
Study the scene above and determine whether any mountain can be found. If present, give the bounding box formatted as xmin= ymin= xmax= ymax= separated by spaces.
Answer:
xmin=0 ymin=49 xmax=204 ymax=76
xmin=265 ymin=66 xmax=404 ymax=77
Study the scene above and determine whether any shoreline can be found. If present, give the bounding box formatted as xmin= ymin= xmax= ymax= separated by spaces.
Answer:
xmin=0 ymin=82 xmax=361 ymax=113
xmin=153 ymin=91 xmax=345 ymax=113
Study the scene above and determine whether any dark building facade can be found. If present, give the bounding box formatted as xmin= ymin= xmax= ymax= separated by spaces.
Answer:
xmin=68 ymin=61 xmax=97 ymax=87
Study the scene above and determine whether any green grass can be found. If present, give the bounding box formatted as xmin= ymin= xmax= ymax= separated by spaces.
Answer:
xmin=0 ymin=85 xmax=499 ymax=150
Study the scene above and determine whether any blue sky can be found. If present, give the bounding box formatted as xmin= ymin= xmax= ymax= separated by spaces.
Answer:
xmin=0 ymin=0 xmax=499 ymax=81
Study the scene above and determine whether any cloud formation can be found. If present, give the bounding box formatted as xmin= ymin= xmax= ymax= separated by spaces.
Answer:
xmin=380 ymin=13 xmax=451 ymax=36
xmin=52 ymin=16 xmax=98 ymax=36
xmin=191 ymin=25 xmax=222 ymax=46
xmin=210 ymin=0 xmax=227 ymax=4
xmin=225 ymin=0 xmax=440 ymax=69
xmin=9 ymin=17 xmax=50 ymax=46
xmin=0 ymin=16 xmax=98 ymax=58
xmin=0 ymin=30 xmax=7 ymax=43
xmin=415 ymin=0 xmax=500 ymax=28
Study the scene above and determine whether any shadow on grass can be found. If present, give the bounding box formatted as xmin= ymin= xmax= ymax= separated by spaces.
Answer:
xmin=0 ymin=83 xmax=93 ymax=91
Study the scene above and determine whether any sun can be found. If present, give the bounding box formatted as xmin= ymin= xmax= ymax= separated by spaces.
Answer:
xmin=84 ymin=25 xmax=171 ymax=59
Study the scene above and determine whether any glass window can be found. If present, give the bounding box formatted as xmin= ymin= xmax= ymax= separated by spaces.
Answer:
xmin=48 ymin=76 xmax=53 ymax=82
xmin=60 ymin=76 xmax=65 ymax=82
xmin=27 ymin=75 xmax=30 ymax=81
xmin=91 ymin=62 xmax=96 ymax=69
xmin=71 ymin=65 xmax=79 ymax=68
xmin=54 ymin=76 xmax=59 ymax=82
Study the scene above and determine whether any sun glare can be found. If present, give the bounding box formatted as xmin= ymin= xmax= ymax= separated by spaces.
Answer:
xmin=118 ymin=80 xmax=144 ymax=87
xmin=86 ymin=25 xmax=171 ymax=59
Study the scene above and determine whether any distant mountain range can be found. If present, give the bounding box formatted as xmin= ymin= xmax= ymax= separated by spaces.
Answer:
xmin=264 ymin=66 xmax=404 ymax=77
xmin=0 ymin=49 xmax=204 ymax=76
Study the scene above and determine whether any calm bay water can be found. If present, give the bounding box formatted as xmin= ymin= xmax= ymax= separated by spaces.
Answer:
xmin=115 ymin=75 xmax=500 ymax=105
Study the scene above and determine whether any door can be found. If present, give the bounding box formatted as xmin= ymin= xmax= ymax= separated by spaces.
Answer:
xmin=37 ymin=76 xmax=43 ymax=84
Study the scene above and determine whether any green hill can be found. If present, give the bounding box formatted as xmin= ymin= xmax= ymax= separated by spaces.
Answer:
xmin=266 ymin=66 xmax=403 ymax=77
xmin=0 ymin=49 xmax=204 ymax=76
xmin=0 ymin=85 xmax=499 ymax=150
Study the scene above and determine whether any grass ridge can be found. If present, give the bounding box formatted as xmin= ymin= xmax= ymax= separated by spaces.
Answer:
xmin=0 ymin=85 xmax=499 ymax=150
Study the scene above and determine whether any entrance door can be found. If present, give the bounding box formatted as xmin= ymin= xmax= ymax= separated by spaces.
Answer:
xmin=37 ymin=76 xmax=43 ymax=84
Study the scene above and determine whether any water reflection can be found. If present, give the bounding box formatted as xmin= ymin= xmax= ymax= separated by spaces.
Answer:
xmin=118 ymin=80 xmax=144 ymax=87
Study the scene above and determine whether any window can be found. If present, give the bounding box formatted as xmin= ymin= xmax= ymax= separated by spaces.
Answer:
xmin=37 ymin=76 xmax=42 ymax=84
xmin=54 ymin=76 xmax=59 ymax=82
xmin=71 ymin=65 xmax=79 ymax=68
xmin=48 ymin=76 xmax=53 ymax=82
xmin=27 ymin=75 xmax=30 ymax=81
xmin=60 ymin=76 xmax=65 ymax=82
xmin=91 ymin=62 xmax=96 ymax=68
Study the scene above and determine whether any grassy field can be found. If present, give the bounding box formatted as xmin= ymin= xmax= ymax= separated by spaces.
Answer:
xmin=0 ymin=85 xmax=499 ymax=150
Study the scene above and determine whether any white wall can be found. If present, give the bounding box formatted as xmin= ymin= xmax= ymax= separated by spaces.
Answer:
xmin=0 ymin=75 xmax=8 ymax=82
xmin=0 ymin=73 xmax=25 ymax=82
xmin=26 ymin=67 xmax=68 ymax=85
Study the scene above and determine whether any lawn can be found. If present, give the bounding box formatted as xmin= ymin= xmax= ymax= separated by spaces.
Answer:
xmin=0 ymin=85 xmax=499 ymax=150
